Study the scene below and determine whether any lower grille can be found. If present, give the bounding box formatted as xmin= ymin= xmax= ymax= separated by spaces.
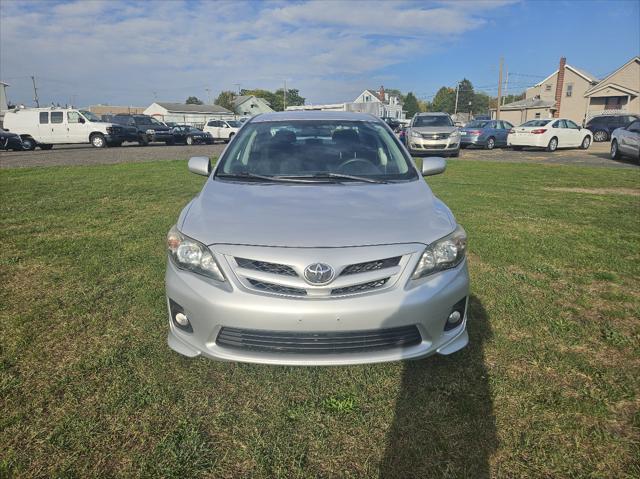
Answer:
xmin=216 ymin=325 xmax=421 ymax=354
xmin=247 ymin=278 xmax=307 ymax=296
xmin=423 ymin=144 xmax=447 ymax=149
xmin=331 ymin=278 xmax=389 ymax=296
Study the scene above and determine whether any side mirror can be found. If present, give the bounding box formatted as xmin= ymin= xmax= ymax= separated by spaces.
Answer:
xmin=188 ymin=156 xmax=211 ymax=176
xmin=78 ymin=117 xmax=85 ymax=124
xmin=421 ymin=157 xmax=446 ymax=176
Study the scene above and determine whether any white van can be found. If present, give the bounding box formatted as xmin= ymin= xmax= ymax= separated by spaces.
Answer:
xmin=202 ymin=119 xmax=241 ymax=143
xmin=3 ymin=107 xmax=134 ymax=150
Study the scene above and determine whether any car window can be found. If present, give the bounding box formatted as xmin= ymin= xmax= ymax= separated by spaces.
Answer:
xmin=565 ymin=120 xmax=579 ymax=129
xmin=67 ymin=111 xmax=81 ymax=123
xmin=39 ymin=112 xmax=48 ymax=124
xmin=465 ymin=120 xmax=489 ymax=128
xmin=216 ymin=120 xmax=417 ymax=182
xmin=522 ymin=120 xmax=551 ymax=127
xmin=628 ymin=121 xmax=640 ymax=133
xmin=51 ymin=112 xmax=63 ymax=124
xmin=412 ymin=116 xmax=453 ymax=127
xmin=503 ymin=121 xmax=513 ymax=129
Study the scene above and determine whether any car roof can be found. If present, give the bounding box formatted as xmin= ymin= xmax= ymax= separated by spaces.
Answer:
xmin=415 ymin=112 xmax=450 ymax=116
xmin=250 ymin=111 xmax=380 ymax=123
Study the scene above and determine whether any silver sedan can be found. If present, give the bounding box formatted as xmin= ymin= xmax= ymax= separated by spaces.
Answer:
xmin=611 ymin=119 xmax=640 ymax=162
xmin=165 ymin=111 xmax=469 ymax=365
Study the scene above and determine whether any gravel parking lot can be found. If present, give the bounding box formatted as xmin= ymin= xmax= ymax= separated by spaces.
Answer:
xmin=0 ymin=139 xmax=637 ymax=169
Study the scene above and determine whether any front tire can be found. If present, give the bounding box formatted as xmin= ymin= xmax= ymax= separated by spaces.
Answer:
xmin=610 ymin=140 xmax=621 ymax=160
xmin=546 ymin=137 xmax=558 ymax=152
xmin=593 ymin=130 xmax=608 ymax=142
xmin=580 ymin=136 xmax=591 ymax=150
xmin=485 ymin=137 xmax=496 ymax=150
xmin=91 ymin=133 xmax=107 ymax=148
xmin=21 ymin=137 xmax=36 ymax=150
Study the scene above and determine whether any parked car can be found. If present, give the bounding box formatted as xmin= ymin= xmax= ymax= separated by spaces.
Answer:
xmin=3 ymin=107 xmax=131 ymax=149
xmin=460 ymin=119 xmax=514 ymax=149
xmin=171 ymin=125 xmax=214 ymax=145
xmin=109 ymin=114 xmax=175 ymax=145
xmin=165 ymin=111 xmax=469 ymax=365
xmin=508 ymin=118 xmax=592 ymax=152
xmin=610 ymin=119 xmax=640 ymax=162
xmin=381 ymin=116 xmax=401 ymax=130
xmin=0 ymin=127 xmax=24 ymax=151
xmin=203 ymin=119 xmax=241 ymax=143
xmin=406 ymin=112 xmax=460 ymax=157
xmin=473 ymin=114 xmax=491 ymax=121
xmin=586 ymin=114 xmax=640 ymax=142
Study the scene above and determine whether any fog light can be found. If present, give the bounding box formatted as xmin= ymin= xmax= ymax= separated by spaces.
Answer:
xmin=447 ymin=311 xmax=461 ymax=324
xmin=175 ymin=312 xmax=189 ymax=327
xmin=169 ymin=298 xmax=193 ymax=333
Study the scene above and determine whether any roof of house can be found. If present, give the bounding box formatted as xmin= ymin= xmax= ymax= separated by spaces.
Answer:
xmin=155 ymin=102 xmax=232 ymax=114
xmin=585 ymin=56 xmax=640 ymax=95
xmin=534 ymin=64 xmax=599 ymax=87
xmin=232 ymin=95 xmax=271 ymax=107
xmin=496 ymin=97 xmax=556 ymax=110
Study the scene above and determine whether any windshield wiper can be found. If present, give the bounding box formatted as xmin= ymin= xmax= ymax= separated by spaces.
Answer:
xmin=280 ymin=173 xmax=388 ymax=184
xmin=215 ymin=172 xmax=316 ymax=183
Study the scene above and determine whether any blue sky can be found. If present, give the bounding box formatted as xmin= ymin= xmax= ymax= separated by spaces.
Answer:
xmin=1 ymin=0 xmax=638 ymax=107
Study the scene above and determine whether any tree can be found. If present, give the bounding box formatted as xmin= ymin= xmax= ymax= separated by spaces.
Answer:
xmin=215 ymin=91 xmax=236 ymax=111
xmin=457 ymin=78 xmax=474 ymax=113
xmin=403 ymin=92 xmax=420 ymax=118
xmin=186 ymin=96 xmax=203 ymax=105
xmin=274 ymin=88 xmax=305 ymax=111
xmin=473 ymin=92 xmax=491 ymax=115
xmin=431 ymin=87 xmax=456 ymax=113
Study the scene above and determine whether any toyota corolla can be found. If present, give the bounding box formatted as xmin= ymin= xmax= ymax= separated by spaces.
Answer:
xmin=165 ymin=111 xmax=469 ymax=365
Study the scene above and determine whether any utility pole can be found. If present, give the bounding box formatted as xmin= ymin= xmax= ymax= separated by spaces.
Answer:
xmin=502 ymin=68 xmax=509 ymax=106
xmin=31 ymin=75 xmax=40 ymax=107
xmin=454 ymin=82 xmax=460 ymax=115
xmin=234 ymin=83 xmax=241 ymax=95
xmin=205 ymin=88 xmax=212 ymax=104
xmin=496 ymin=57 xmax=503 ymax=119
xmin=283 ymin=79 xmax=287 ymax=110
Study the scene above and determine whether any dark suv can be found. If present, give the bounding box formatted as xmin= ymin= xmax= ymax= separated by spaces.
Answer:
xmin=586 ymin=114 xmax=639 ymax=142
xmin=107 ymin=114 xmax=175 ymax=146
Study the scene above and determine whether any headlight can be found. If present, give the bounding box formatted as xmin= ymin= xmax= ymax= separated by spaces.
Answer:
xmin=411 ymin=225 xmax=467 ymax=280
xmin=167 ymin=225 xmax=225 ymax=281
xmin=411 ymin=130 xmax=422 ymax=138
xmin=450 ymin=130 xmax=460 ymax=137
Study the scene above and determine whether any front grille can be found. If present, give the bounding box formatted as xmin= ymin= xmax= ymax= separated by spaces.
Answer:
xmin=422 ymin=132 xmax=450 ymax=140
xmin=236 ymin=257 xmax=297 ymax=276
xmin=247 ymin=278 xmax=306 ymax=296
xmin=341 ymin=256 xmax=401 ymax=276
xmin=331 ymin=278 xmax=389 ymax=296
xmin=216 ymin=325 xmax=421 ymax=354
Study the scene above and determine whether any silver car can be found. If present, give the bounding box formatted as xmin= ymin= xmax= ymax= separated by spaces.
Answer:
xmin=165 ymin=111 xmax=469 ymax=365
xmin=610 ymin=119 xmax=640 ymax=163
xmin=407 ymin=112 xmax=461 ymax=157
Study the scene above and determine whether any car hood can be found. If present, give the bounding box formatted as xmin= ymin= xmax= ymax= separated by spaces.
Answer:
xmin=180 ymin=179 xmax=456 ymax=248
xmin=411 ymin=126 xmax=457 ymax=134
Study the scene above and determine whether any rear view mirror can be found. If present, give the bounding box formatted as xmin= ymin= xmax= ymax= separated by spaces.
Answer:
xmin=188 ymin=156 xmax=211 ymax=176
xmin=421 ymin=157 xmax=446 ymax=176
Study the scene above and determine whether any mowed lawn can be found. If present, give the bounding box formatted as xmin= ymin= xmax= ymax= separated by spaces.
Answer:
xmin=1 ymin=159 xmax=639 ymax=478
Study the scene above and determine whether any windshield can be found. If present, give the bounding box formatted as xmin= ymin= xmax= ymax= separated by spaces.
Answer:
xmin=226 ymin=120 xmax=241 ymax=128
xmin=521 ymin=120 xmax=551 ymax=127
xmin=215 ymin=120 xmax=418 ymax=182
xmin=465 ymin=120 xmax=489 ymax=128
xmin=80 ymin=110 xmax=101 ymax=122
xmin=412 ymin=115 xmax=453 ymax=127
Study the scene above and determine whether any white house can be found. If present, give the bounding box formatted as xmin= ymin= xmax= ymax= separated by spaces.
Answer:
xmin=144 ymin=102 xmax=234 ymax=127
xmin=233 ymin=95 xmax=274 ymax=117
xmin=286 ymin=86 xmax=405 ymax=119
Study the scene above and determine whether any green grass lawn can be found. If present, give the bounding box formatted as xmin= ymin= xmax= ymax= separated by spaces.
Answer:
xmin=1 ymin=159 xmax=639 ymax=478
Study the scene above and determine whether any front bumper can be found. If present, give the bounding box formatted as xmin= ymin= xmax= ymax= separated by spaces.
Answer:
xmin=409 ymin=136 xmax=460 ymax=155
xmin=165 ymin=256 xmax=470 ymax=366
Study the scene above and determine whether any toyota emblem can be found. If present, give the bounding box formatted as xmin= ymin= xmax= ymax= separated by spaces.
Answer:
xmin=304 ymin=263 xmax=335 ymax=284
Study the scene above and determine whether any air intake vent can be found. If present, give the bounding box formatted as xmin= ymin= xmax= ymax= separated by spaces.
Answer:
xmin=341 ymin=256 xmax=401 ymax=276
xmin=236 ymin=257 xmax=297 ymax=277
xmin=216 ymin=325 xmax=421 ymax=354
xmin=331 ymin=278 xmax=389 ymax=296
xmin=247 ymin=278 xmax=307 ymax=296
